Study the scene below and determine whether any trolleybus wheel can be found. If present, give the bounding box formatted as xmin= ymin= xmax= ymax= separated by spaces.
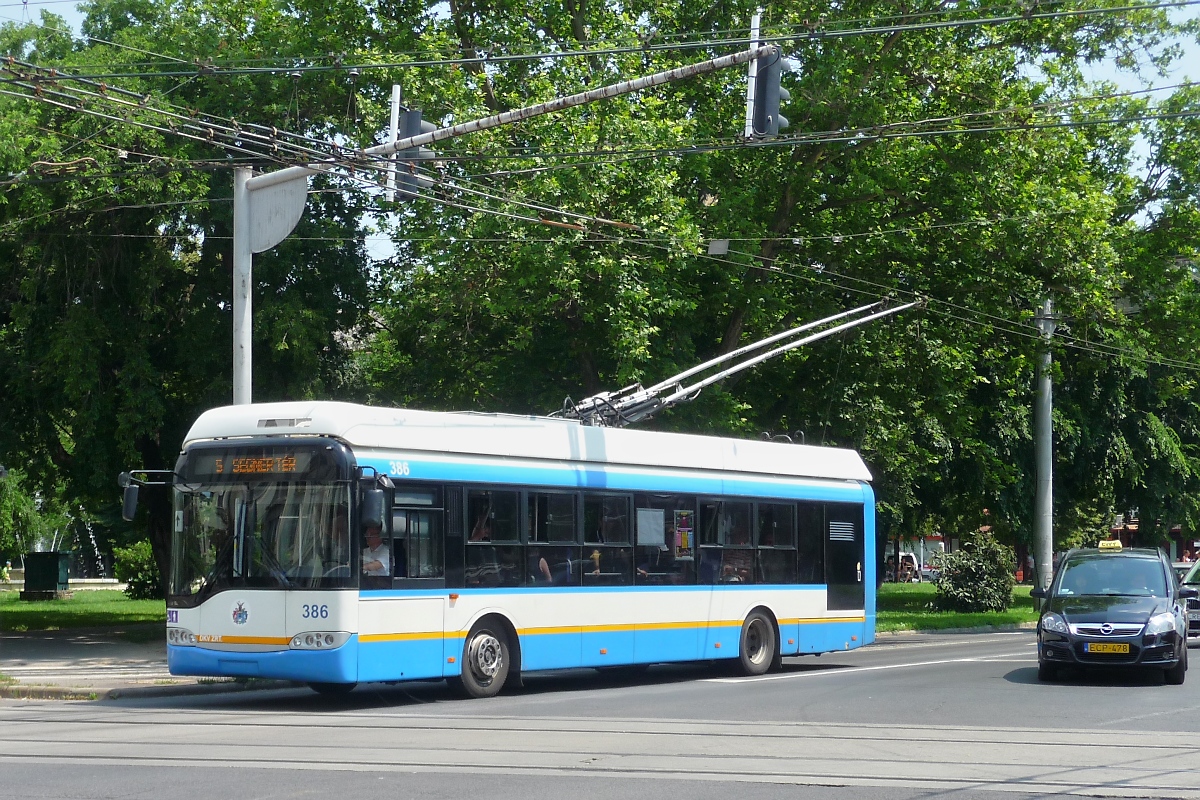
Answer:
xmin=738 ymin=611 xmax=776 ymax=677
xmin=308 ymin=681 xmax=356 ymax=696
xmin=455 ymin=622 xmax=510 ymax=698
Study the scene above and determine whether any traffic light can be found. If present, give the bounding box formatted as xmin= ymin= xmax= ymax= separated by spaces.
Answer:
xmin=750 ymin=46 xmax=796 ymax=138
xmin=395 ymin=109 xmax=437 ymax=198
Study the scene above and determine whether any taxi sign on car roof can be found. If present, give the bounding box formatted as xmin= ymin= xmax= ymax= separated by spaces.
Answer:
xmin=1098 ymin=539 xmax=1123 ymax=551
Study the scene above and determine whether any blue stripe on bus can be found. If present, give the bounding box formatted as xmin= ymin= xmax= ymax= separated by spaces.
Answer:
xmin=358 ymin=457 xmax=869 ymax=503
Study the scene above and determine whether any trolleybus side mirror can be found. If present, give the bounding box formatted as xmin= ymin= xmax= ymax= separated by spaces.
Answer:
xmin=121 ymin=483 xmax=140 ymax=522
xmin=361 ymin=489 xmax=386 ymax=530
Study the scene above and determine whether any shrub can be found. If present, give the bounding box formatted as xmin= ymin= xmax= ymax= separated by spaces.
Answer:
xmin=932 ymin=531 xmax=1016 ymax=612
xmin=113 ymin=540 xmax=163 ymax=600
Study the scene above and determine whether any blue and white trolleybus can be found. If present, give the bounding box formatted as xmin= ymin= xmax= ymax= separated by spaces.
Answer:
xmin=154 ymin=401 xmax=876 ymax=696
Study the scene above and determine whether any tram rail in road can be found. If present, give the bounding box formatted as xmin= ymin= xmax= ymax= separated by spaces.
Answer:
xmin=3 ymin=630 xmax=1199 ymax=798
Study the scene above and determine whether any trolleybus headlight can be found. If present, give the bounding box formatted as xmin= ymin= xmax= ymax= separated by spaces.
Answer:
xmin=290 ymin=631 xmax=350 ymax=650
xmin=167 ymin=627 xmax=196 ymax=646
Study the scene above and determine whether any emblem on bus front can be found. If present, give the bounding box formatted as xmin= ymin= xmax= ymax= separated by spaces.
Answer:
xmin=231 ymin=601 xmax=249 ymax=626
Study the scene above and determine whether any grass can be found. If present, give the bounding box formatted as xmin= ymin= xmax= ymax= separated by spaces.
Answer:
xmin=0 ymin=590 xmax=164 ymax=633
xmin=877 ymin=582 xmax=1038 ymax=632
xmin=0 ymin=582 xmax=1037 ymax=637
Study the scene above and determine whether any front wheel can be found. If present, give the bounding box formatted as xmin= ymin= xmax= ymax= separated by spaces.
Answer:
xmin=738 ymin=611 xmax=777 ymax=677
xmin=1165 ymin=645 xmax=1188 ymax=685
xmin=455 ymin=622 xmax=511 ymax=698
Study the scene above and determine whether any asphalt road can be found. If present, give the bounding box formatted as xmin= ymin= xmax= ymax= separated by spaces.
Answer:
xmin=3 ymin=631 xmax=1200 ymax=799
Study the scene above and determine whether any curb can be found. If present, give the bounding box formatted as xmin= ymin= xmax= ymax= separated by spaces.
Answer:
xmin=876 ymin=622 xmax=1038 ymax=637
xmin=0 ymin=679 xmax=298 ymax=702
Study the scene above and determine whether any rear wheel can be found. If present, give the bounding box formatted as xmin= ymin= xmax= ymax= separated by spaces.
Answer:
xmin=308 ymin=681 xmax=356 ymax=696
xmin=1165 ymin=645 xmax=1188 ymax=685
xmin=738 ymin=611 xmax=777 ymax=677
xmin=455 ymin=622 xmax=510 ymax=698
xmin=1036 ymin=662 xmax=1057 ymax=682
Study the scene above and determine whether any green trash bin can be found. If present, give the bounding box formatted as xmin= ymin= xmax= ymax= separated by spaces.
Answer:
xmin=20 ymin=552 xmax=71 ymax=600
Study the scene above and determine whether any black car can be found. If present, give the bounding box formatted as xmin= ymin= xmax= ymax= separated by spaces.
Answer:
xmin=1180 ymin=560 xmax=1200 ymax=645
xmin=1032 ymin=541 xmax=1196 ymax=684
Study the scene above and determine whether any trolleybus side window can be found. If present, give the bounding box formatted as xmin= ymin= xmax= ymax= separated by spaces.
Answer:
xmin=466 ymin=489 xmax=522 ymax=587
xmin=796 ymin=502 xmax=825 ymax=584
xmin=390 ymin=485 xmax=444 ymax=582
xmin=634 ymin=494 xmax=696 ymax=585
xmin=583 ymin=494 xmax=634 ymax=586
xmin=757 ymin=502 xmax=799 ymax=584
xmin=698 ymin=500 xmax=754 ymax=584
xmin=527 ymin=492 xmax=580 ymax=586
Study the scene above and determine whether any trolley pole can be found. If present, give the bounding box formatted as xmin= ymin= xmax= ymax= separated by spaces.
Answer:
xmin=1033 ymin=298 xmax=1056 ymax=589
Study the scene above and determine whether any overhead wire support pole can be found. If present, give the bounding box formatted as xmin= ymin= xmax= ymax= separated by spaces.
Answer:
xmin=1034 ymin=298 xmax=1056 ymax=589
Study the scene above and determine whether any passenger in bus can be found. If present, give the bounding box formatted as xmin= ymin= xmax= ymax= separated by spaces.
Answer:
xmin=362 ymin=525 xmax=390 ymax=577
xmin=528 ymin=547 xmax=553 ymax=584
xmin=470 ymin=507 xmax=493 ymax=541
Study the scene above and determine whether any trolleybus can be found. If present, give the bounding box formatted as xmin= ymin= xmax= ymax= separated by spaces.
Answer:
xmin=138 ymin=401 xmax=876 ymax=697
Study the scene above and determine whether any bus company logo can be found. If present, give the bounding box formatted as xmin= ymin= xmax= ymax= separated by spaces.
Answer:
xmin=231 ymin=601 xmax=249 ymax=626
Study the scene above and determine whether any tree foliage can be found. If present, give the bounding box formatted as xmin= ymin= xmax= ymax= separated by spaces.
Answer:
xmin=0 ymin=0 xmax=1199 ymax=579
xmin=932 ymin=530 xmax=1017 ymax=612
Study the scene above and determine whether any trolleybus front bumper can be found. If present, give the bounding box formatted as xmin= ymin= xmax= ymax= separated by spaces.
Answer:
xmin=168 ymin=635 xmax=359 ymax=684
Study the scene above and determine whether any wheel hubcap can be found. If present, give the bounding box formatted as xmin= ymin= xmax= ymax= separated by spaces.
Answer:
xmin=746 ymin=620 xmax=767 ymax=665
xmin=469 ymin=633 xmax=502 ymax=680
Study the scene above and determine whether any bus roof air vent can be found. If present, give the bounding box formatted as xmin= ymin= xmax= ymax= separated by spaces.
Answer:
xmin=258 ymin=417 xmax=313 ymax=429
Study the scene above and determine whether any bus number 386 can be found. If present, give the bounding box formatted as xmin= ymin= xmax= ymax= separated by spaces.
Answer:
xmin=389 ymin=461 xmax=411 ymax=476
xmin=301 ymin=604 xmax=329 ymax=619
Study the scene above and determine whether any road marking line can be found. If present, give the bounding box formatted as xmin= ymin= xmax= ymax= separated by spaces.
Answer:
xmin=705 ymin=650 xmax=1033 ymax=683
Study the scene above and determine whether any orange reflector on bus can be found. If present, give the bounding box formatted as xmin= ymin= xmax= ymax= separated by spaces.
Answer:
xmin=851 ymin=635 xmax=857 ymax=641
xmin=714 ymin=642 xmax=721 ymax=649
xmin=449 ymin=593 xmax=459 ymax=601
xmin=447 ymin=657 xmax=456 ymax=664
xmin=600 ymin=649 xmax=607 ymax=655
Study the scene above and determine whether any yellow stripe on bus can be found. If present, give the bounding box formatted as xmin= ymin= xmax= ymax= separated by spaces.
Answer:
xmin=360 ymin=616 xmax=867 ymax=643
xmin=195 ymin=635 xmax=291 ymax=646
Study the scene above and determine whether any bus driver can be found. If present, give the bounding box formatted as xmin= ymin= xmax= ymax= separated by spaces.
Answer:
xmin=362 ymin=525 xmax=390 ymax=577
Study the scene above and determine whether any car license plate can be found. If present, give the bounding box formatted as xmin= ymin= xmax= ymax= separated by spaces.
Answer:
xmin=1190 ymin=612 xmax=1200 ymax=621
xmin=1085 ymin=642 xmax=1130 ymax=654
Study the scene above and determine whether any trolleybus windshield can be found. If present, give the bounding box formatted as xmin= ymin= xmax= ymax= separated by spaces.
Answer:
xmin=169 ymin=446 xmax=353 ymax=606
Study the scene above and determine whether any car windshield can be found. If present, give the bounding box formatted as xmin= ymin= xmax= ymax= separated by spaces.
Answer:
xmin=1055 ymin=555 xmax=1167 ymax=597
xmin=1183 ymin=561 xmax=1200 ymax=585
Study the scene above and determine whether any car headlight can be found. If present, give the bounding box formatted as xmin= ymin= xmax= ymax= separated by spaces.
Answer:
xmin=1040 ymin=612 xmax=1069 ymax=635
xmin=1144 ymin=611 xmax=1177 ymax=635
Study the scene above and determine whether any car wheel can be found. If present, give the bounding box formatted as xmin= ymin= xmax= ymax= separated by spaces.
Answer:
xmin=1037 ymin=662 xmax=1058 ymax=682
xmin=1165 ymin=645 xmax=1188 ymax=686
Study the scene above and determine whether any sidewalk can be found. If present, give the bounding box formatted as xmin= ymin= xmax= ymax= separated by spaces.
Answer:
xmin=0 ymin=626 xmax=293 ymax=700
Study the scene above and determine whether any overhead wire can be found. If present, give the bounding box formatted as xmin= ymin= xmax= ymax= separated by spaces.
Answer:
xmin=7 ymin=0 xmax=1196 ymax=80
